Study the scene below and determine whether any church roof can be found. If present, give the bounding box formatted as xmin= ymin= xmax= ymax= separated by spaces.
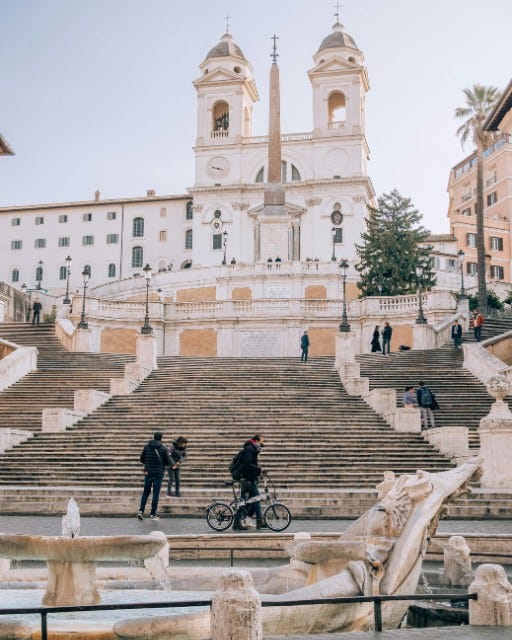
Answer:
xmin=317 ymin=22 xmax=359 ymax=53
xmin=0 ymin=133 xmax=14 ymax=156
xmin=205 ymin=32 xmax=246 ymax=61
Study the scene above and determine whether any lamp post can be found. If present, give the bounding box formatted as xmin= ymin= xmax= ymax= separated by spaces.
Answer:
xmin=141 ymin=263 xmax=153 ymax=335
xmin=77 ymin=266 xmax=91 ymax=329
xmin=338 ymin=258 xmax=351 ymax=332
xmin=222 ymin=230 xmax=228 ymax=265
xmin=63 ymin=255 xmax=72 ymax=304
xmin=36 ymin=260 xmax=43 ymax=290
xmin=331 ymin=228 xmax=337 ymax=261
xmin=415 ymin=263 xmax=427 ymax=324
xmin=457 ymin=249 xmax=466 ymax=297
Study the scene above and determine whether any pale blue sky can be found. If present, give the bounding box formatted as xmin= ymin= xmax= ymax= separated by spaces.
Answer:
xmin=1 ymin=0 xmax=511 ymax=232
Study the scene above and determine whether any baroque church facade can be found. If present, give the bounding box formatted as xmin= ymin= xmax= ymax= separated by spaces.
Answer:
xmin=0 ymin=20 xmax=373 ymax=294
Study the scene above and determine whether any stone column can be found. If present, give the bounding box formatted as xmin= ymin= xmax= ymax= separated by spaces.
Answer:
xmin=253 ymin=223 xmax=261 ymax=262
xmin=412 ymin=324 xmax=434 ymax=350
xmin=73 ymin=328 xmax=92 ymax=352
xmin=136 ymin=334 xmax=158 ymax=371
xmin=335 ymin=332 xmax=356 ymax=366
xmin=469 ymin=564 xmax=512 ymax=626
xmin=211 ymin=570 xmax=262 ymax=640
xmin=479 ymin=376 xmax=512 ymax=487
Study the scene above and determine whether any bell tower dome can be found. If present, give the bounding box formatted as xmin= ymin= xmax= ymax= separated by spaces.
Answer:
xmin=193 ymin=31 xmax=259 ymax=149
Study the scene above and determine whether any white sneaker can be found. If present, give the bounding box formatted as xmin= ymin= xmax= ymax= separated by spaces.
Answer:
xmin=243 ymin=518 xmax=257 ymax=528
xmin=150 ymin=515 xmax=160 ymax=521
xmin=137 ymin=511 xmax=143 ymax=520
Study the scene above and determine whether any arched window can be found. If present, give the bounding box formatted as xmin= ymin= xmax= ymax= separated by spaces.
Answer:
xmin=181 ymin=259 xmax=192 ymax=270
xmin=254 ymin=162 xmax=301 ymax=184
xmin=255 ymin=167 xmax=264 ymax=183
xmin=328 ymin=91 xmax=346 ymax=128
xmin=212 ymin=101 xmax=229 ymax=135
xmin=185 ymin=229 xmax=193 ymax=250
xmin=132 ymin=217 xmax=145 ymax=238
xmin=59 ymin=266 xmax=67 ymax=280
xmin=131 ymin=246 xmax=143 ymax=268
xmin=11 ymin=268 xmax=19 ymax=283
xmin=35 ymin=266 xmax=43 ymax=282
xmin=108 ymin=263 xmax=116 ymax=278
xmin=291 ymin=164 xmax=301 ymax=181
xmin=186 ymin=202 xmax=193 ymax=220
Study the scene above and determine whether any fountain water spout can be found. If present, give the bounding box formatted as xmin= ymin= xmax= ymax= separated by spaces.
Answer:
xmin=62 ymin=497 xmax=80 ymax=539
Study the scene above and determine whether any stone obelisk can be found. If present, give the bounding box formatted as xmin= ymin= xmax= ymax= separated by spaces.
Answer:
xmin=259 ymin=35 xmax=290 ymax=260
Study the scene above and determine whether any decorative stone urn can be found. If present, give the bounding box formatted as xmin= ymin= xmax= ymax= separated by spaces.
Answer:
xmin=478 ymin=375 xmax=512 ymax=488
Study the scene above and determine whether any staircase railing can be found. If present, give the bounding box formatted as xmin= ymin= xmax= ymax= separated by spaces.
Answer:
xmin=0 ymin=339 xmax=38 ymax=392
xmin=463 ymin=331 xmax=512 ymax=385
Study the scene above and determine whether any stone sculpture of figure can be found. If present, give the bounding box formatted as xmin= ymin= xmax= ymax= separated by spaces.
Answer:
xmin=443 ymin=535 xmax=472 ymax=586
xmin=61 ymin=497 xmax=80 ymax=539
xmin=469 ymin=563 xmax=512 ymax=626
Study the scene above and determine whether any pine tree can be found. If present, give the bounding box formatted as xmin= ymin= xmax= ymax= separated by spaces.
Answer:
xmin=355 ymin=189 xmax=436 ymax=296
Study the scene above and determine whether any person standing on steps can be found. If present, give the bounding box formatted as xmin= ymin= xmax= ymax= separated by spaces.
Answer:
xmin=371 ymin=326 xmax=381 ymax=353
xmin=138 ymin=432 xmax=170 ymax=521
xmin=233 ymin=435 xmax=267 ymax=531
xmin=416 ymin=381 xmax=436 ymax=430
xmin=167 ymin=436 xmax=188 ymax=497
xmin=474 ymin=310 xmax=485 ymax=342
xmin=451 ymin=319 xmax=462 ymax=348
xmin=382 ymin=322 xmax=392 ymax=355
xmin=32 ymin=299 xmax=42 ymax=325
xmin=300 ymin=330 xmax=310 ymax=362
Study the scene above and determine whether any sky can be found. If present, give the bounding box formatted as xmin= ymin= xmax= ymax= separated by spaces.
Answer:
xmin=1 ymin=0 xmax=511 ymax=233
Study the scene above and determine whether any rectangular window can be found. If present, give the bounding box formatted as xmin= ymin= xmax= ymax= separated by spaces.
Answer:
xmin=35 ymin=238 xmax=46 ymax=248
xmin=466 ymin=233 xmax=476 ymax=248
xmin=83 ymin=212 xmax=93 ymax=222
xmin=461 ymin=207 xmax=472 ymax=217
xmin=212 ymin=233 xmax=222 ymax=250
xmin=446 ymin=259 xmax=457 ymax=272
xmin=58 ymin=237 xmax=70 ymax=247
xmin=487 ymin=191 xmax=498 ymax=206
xmin=491 ymin=265 xmax=504 ymax=280
xmin=59 ymin=214 xmax=68 ymax=223
xmin=107 ymin=211 xmax=116 ymax=220
xmin=334 ymin=228 xmax=343 ymax=244
xmin=82 ymin=235 xmax=94 ymax=246
xmin=11 ymin=240 xmax=22 ymax=250
xmin=11 ymin=217 xmax=20 ymax=226
xmin=106 ymin=234 xmax=119 ymax=244
xmin=159 ymin=230 xmax=167 ymax=242
xmin=466 ymin=262 xmax=477 ymax=275
xmin=35 ymin=216 xmax=44 ymax=225
xmin=490 ymin=236 xmax=504 ymax=251
xmin=461 ymin=192 xmax=472 ymax=202
xmin=160 ymin=207 xmax=167 ymax=218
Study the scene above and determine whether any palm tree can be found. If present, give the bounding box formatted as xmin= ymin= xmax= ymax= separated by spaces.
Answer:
xmin=455 ymin=84 xmax=500 ymax=312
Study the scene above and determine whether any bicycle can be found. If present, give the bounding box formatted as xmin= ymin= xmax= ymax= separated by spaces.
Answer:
xmin=205 ymin=474 xmax=292 ymax=532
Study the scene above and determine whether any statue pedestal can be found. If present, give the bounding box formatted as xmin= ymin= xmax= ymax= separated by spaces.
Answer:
xmin=413 ymin=324 xmax=434 ymax=350
xmin=72 ymin=328 xmax=91 ymax=352
xmin=136 ymin=334 xmax=158 ymax=370
xmin=479 ymin=376 xmax=512 ymax=488
xmin=335 ymin=333 xmax=356 ymax=366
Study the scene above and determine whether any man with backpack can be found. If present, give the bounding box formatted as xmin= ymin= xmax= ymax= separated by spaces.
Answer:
xmin=232 ymin=434 xmax=267 ymax=531
xmin=138 ymin=432 xmax=170 ymax=521
xmin=416 ymin=381 xmax=436 ymax=430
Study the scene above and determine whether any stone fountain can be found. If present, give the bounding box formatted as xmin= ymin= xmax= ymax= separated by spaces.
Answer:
xmin=0 ymin=498 xmax=166 ymax=606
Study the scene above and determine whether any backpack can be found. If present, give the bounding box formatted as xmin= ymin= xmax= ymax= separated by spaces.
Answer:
xmin=421 ymin=388 xmax=433 ymax=407
xmin=228 ymin=450 xmax=244 ymax=481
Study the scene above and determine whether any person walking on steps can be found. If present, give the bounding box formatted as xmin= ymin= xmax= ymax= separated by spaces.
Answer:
xmin=382 ymin=322 xmax=392 ymax=355
xmin=233 ymin=435 xmax=267 ymax=531
xmin=371 ymin=326 xmax=381 ymax=353
xmin=474 ymin=310 xmax=485 ymax=342
xmin=138 ymin=432 xmax=170 ymax=521
xmin=416 ymin=381 xmax=436 ymax=430
xmin=167 ymin=436 xmax=188 ymax=497
xmin=32 ymin=299 xmax=42 ymax=325
xmin=451 ymin=319 xmax=462 ymax=348
xmin=300 ymin=331 xmax=310 ymax=362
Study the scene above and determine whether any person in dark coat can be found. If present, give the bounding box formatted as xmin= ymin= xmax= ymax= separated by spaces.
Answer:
xmin=32 ymin=300 xmax=42 ymax=325
xmin=300 ymin=331 xmax=310 ymax=362
xmin=451 ymin=319 xmax=462 ymax=348
xmin=233 ymin=435 xmax=266 ymax=531
xmin=416 ymin=381 xmax=436 ymax=430
xmin=167 ymin=436 xmax=188 ymax=497
xmin=382 ymin=322 xmax=392 ymax=355
xmin=371 ymin=326 xmax=381 ymax=352
xmin=138 ymin=432 xmax=170 ymax=520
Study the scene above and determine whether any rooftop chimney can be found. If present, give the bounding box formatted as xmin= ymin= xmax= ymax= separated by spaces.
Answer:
xmin=94 ymin=190 xmax=100 ymax=202
xmin=147 ymin=189 xmax=156 ymax=197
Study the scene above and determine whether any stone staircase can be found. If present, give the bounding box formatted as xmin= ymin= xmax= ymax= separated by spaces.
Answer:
xmin=0 ymin=323 xmax=133 ymax=432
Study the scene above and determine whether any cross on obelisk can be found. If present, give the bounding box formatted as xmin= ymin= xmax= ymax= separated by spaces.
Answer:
xmin=271 ymin=34 xmax=279 ymax=63
xmin=334 ymin=2 xmax=342 ymax=23
xmin=225 ymin=15 xmax=232 ymax=33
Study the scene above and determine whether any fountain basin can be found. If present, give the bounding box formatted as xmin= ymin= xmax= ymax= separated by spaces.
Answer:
xmin=0 ymin=535 xmax=166 ymax=606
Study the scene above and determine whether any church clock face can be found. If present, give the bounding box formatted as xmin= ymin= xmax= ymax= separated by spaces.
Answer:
xmin=207 ymin=156 xmax=230 ymax=178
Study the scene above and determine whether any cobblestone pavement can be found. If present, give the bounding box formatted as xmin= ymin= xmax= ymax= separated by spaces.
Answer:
xmin=0 ymin=515 xmax=511 ymax=536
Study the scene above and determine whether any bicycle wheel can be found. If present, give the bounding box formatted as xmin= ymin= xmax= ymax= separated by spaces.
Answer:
xmin=263 ymin=502 xmax=291 ymax=531
xmin=206 ymin=501 xmax=234 ymax=531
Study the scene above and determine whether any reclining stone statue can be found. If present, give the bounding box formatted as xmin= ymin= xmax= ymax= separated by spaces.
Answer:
xmin=114 ymin=459 xmax=481 ymax=638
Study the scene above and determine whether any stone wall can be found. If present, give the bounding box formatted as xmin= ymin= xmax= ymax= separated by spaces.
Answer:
xmin=177 ymin=286 xmax=217 ymax=302
xmin=100 ymin=328 xmax=138 ymax=354
xmin=180 ymin=328 xmax=217 ymax=356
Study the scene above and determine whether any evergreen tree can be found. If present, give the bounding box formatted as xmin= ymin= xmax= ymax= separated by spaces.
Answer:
xmin=356 ymin=189 xmax=436 ymax=296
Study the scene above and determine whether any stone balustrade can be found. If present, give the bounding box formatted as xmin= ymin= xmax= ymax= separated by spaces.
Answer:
xmin=423 ymin=426 xmax=470 ymax=462
xmin=463 ymin=342 xmax=511 ymax=385
xmin=0 ymin=428 xmax=33 ymax=453
xmin=41 ymin=407 xmax=86 ymax=433
xmin=0 ymin=340 xmax=37 ymax=392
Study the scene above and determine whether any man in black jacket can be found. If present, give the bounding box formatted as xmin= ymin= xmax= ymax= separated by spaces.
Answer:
xmin=234 ymin=434 xmax=267 ymax=531
xmin=138 ymin=432 xmax=170 ymax=521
